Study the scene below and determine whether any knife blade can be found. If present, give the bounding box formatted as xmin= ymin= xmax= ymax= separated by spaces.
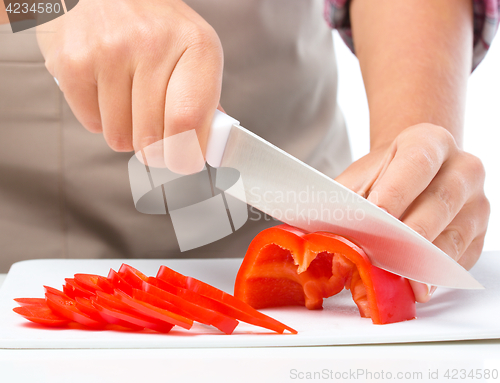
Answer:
xmin=206 ymin=110 xmax=483 ymax=289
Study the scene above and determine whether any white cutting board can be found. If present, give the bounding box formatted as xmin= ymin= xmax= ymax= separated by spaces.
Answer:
xmin=0 ymin=252 xmax=499 ymax=349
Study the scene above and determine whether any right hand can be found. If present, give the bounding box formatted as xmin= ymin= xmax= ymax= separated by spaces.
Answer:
xmin=37 ymin=0 xmax=223 ymax=155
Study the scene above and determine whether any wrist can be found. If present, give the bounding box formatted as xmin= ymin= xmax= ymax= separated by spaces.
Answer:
xmin=370 ymin=115 xmax=464 ymax=152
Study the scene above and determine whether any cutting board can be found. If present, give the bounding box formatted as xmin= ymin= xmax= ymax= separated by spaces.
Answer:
xmin=0 ymin=252 xmax=499 ymax=349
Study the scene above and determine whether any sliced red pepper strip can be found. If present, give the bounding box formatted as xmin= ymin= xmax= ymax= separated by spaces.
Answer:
xmin=132 ymin=288 xmax=197 ymax=320
xmin=64 ymin=278 xmax=95 ymax=299
xmin=45 ymin=292 xmax=104 ymax=328
xmin=107 ymin=269 xmax=134 ymax=296
xmin=91 ymin=293 xmax=172 ymax=333
xmin=14 ymin=298 xmax=46 ymax=307
xmin=139 ymin=282 xmax=239 ymax=335
xmin=118 ymin=264 xmax=148 ymax=287
xmin=44 ymin=286 xmax=71 ymax=299
xmin=234 ymin=224 xmax=416 ymax=325
xmin=73 ymin=297 xmax=109 ymax=325
xmin=13 ymin=304 xmax=70 ymax=327
xmin=74 ymin=274 xmax=114 ymax=294
xmin=153 ymin=270 xmax=297 ymax=334
xmin=113 ymin=289 xmax=193 ymax=330
xmin=74 ymin=297 xmax=144 ymax=331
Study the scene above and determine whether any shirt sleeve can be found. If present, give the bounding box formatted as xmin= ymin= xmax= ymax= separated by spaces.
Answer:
xmin=324 ymin=0 xmax=500 ymax=70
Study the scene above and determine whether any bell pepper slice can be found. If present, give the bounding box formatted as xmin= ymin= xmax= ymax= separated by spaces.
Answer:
xmin=74 ymin=274 xmax=115 ymax=294
xmin=141 ymin=280 xmax=239 ymax=334
xmin=12 ymin=304 xmax=70 ymax=327
xmin=74 ymin=297 xmax=144 ymax=331
xmin=118 ymin=264 xmax=148 ymax=286
xmin=73 ymin=297 xmax=109 ymax=325
xmin=91 ymin=293 xmax=172 ymax=333
xmin=44 ymin=286 xmax=71 ymax=299
xmin=234 ymin=224 xmax=416 ymax=325
xmin=13 ymin=298 xmax=46 ymax=307
xmin=64 ymin=278 xmax=95 ymax=299
xmin=45 ymin=292 xmax=104 ymax=328
xmin=156 ymin=267 xmax=297 ymax=334
xmin=112 ymin=289 xmax=193 ymax=330
xmin=107 ymin=269 xmax=134 ymax=296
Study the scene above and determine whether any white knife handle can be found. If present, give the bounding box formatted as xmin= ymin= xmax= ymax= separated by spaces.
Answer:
xmin=206 ymin=110 xmax=240 ymax=168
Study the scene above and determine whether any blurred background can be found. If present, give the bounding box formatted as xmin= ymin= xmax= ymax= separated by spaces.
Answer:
xmin=334 ymin=31 xmax=500 ymax=252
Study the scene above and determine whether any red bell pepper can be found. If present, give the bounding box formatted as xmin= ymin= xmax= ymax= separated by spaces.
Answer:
xmin=234 ymin=224 xmax=416 ymax=324
xmin=13 ymin=302 xmax=70 ymax=327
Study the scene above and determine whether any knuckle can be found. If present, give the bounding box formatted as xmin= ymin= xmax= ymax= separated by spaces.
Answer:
xmin=462 ymin=152 xmax=486 ymax=181
xmin=186 ymin=24 xmax=218 ymax=46
xmin=401 ymin=124 xmax=456 ymax=161
xmin=442 ymin=228 xmax=467 ymax=260
xmin=405 ymin=146 xmax=439 ymax=174
xmin=169 ymin=101 xmax=209 ymax=132
xmin=409 ymin=220 xmax=431 ymax=240
xmin=430 ymin=184 xmax=455 ymax=219
xmin=96 ymin=35 xmax=130 ymax=61
xmin=184 ymin=24 xmax=223 ymax=58
xmin=433 ymin=124 xmax=456 ymax=147
xmin=136 ymin=26 xmax=167 ymax=56
xmin=58 ymin=52 xmax=91 ymax=78
xmin=377 ymin=183 xmax=407 ymax=217
xmin=477 ymin=194 xmax=491 ymax=222
xmin=458 ymin=239 xmax=484 ymax=270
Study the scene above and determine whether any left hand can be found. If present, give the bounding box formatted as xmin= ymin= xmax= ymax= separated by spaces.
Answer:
xmin=335 ymin=123 xmax=490 ymax=303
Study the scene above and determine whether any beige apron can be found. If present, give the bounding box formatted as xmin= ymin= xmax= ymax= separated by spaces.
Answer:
xmin=0 ymin=0 xmax=351 ymax=272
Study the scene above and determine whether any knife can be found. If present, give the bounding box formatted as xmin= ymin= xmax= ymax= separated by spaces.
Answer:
xmin=206 ymin=110 xmax=483 ymax=289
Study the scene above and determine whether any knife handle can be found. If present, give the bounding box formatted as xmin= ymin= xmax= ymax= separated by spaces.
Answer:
xmin=206 ymin=110 xmax=240 ymax=168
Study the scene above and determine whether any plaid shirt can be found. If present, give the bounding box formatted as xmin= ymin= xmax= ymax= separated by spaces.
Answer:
xmin=324 ymin=0 xmax=500 ymax=70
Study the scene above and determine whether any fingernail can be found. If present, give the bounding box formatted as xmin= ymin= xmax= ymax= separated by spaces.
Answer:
xmin=429 ymin=285 xmax=437 ymax=297
xmin=424 ymin=284 xmax=437 ymax=300
xmin=411 ymin=282 xmax=436 ymax=303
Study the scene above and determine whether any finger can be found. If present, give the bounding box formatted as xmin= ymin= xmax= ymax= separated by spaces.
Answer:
xmin=131 ymin=63 xmax=170 ymax=154
xmin=411 ymin=197 xmax=488 ymax=303
xmin=410 ymin=233 xmax=486 ymax=304
xmin=432 ymin=196 xmax=489 ymax=264
xmin=366 ymin=127 xmax=453 ymax=218
xmin=335 ymin=145 xmax=396 ymax=195
xmin=357 ymin=144 xmax=397 ymax=197
xmin=164 ymin=34 xmax=223 ymax=153
xmin=409 ymin=281 xmax=437 ymax=303
xmin=97 ymin=66 xmax=133 ymax=152
xmin=161 ymin=37 xmax=223 ymax=174
xmin=57 ymin=73 xmax=102 ymax=134
xmin=457 ymin=236 xmax=486 ymax=270
xmin=400 ymin=159 xmax=478 ymax=242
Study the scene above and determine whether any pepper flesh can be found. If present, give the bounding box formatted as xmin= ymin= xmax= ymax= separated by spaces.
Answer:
xmin=234 ymin=224 xmax=416 ymax=324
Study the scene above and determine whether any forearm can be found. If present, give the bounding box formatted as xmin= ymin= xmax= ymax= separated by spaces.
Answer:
xmin=350 ymin=0 xmax=473 ymax=150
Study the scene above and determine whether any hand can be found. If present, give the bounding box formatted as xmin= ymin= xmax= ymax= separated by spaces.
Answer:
xmin=36 ymin=0 xmax=223 ymax=156
xmin=336 ymin=123 xmax=490 ymax=303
